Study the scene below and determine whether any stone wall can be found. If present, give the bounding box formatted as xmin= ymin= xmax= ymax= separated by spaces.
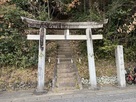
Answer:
xmin=81 ymin=76 xmax=118 ymax=85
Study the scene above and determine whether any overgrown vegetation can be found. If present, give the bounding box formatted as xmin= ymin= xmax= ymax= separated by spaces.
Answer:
xmin=0 ymin=0 xmax=136 ymax=71
xmin=0 ymin=3 xmax=38 ymax=68
xmin=0 ymin=0 xmax=136 ymax=91
xmin=0 ymin=0 xmax=55 ymax=68
xmin=103 ymin=0 xmax=136 ymax=61
xmin=70 ymin=0 xmax=136 ymax=62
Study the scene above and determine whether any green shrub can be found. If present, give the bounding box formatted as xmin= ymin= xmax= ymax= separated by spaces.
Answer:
xmin=0 ymin=5 xmax=38 ymax=68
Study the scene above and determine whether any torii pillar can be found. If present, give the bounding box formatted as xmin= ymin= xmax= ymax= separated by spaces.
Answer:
xmin=86 ymin=28 xmax=97 ymax=89
xmin=37 ymin=28 xmax=46 ymax=92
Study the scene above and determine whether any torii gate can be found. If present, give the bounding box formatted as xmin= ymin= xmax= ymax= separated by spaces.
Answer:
xmin=21 ymin=17 xmax=107 ymax=92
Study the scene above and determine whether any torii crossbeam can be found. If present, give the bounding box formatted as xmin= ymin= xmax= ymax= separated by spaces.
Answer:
xmin=21 ymin=17 xmax=107 ymax=92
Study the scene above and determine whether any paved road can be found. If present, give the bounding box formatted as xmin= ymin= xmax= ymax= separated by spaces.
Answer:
xmin=0 ymin=86 xmax=136 ymax=102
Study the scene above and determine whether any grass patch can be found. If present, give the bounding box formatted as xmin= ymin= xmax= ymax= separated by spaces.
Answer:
xmin=76 ymin=58 xmax=117 ymax=79
xmin=0 ymin=59 xmax=56 ymax=91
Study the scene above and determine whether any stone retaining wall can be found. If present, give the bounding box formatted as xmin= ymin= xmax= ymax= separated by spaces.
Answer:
xmin=81 ymin=76 xmax=118 ymax=85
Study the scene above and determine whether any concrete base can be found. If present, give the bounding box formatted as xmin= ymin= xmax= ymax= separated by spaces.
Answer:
xmin=88 ymin=85 xmax=100 ymax=90
xmin=116 ymin=85 xmax=126 ymax=89
xmin=33 ymin=89 xmax=47 ymax=95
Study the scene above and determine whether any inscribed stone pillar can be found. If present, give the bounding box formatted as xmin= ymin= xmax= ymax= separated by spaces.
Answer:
xmin=115 ymin=45 xmax=126 ymax=87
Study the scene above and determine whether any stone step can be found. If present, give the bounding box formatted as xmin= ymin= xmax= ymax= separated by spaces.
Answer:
xmin=58 ymin=63 xmax=74 ymax=68
xmin=57 ymin=72 xmax=76 ymax=78
xmin=55 ymin=40 xmax=79 ymax=91
xmin=57 ymin=61 xmax=74 ymax=64
xmin=57 ymin=63 xmax=74 ymax=68
xmin=57 ymin=60 xmax=72 ymax=63
xmin=57 ymin=55 xmax=66 ymax=58
xmin=57 ymin=75 xmax=76 ymax=81
xmin=57 ymin=82 xmax=76 ymax=88
xmin=58 ymin=50 xmax=71 ymax=53
xmin=56 ymin=78 xmax=77 ymax=87
xmin=57 ymin=71 xmax=76 ymax=76
xmin=58 ymin=46 xmax=71 ymax=50
xmin=58 ymin=49 xmax=71 ymax=52
xmin=57 ymin=67 xmax=76 ymax=73
xmin=57 ymin=58 xmax=73 ymax=63
xmin=58 ymin=53 xmax=72 ymax=56
xmin=58 ymin=52 xmax=72 ymax=59
xmin=52 ymin=87 xmax=76 ymax=92
xmin=57 ymin=76 xmax=77 ymax=83
xmin=57 ymin=64 xmax=68 ymax=68
xmin=57 ymin=54 xmax=72 ymax=58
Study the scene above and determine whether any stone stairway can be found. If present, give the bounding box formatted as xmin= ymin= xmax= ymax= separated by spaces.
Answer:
xmin=53 ymin=40 xmax=82 ymax=91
